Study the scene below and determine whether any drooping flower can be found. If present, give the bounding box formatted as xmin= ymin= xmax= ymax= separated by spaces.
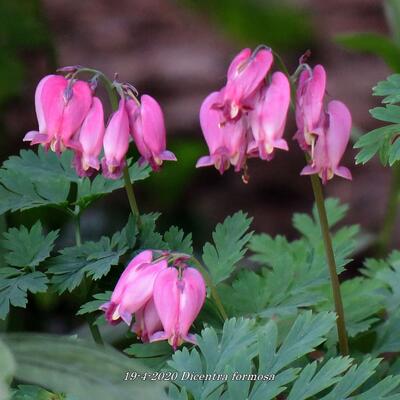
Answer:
xmin=196 ymin=90 xmax=247 ymax=173
xmin=127 ymin=95 xmax=176 ymax=171
xmin=294 ymin=64 xmax=326 ymax=150
xmin=150 ymin=266 xmax=206 ymax=349
xmin=101 ymin=98 xmax=130 ymax=179
xmin=100 ymin=250 xmax=167 ymax=325
xmin=24 ymin=75 xmax=92 ymax=153
xmin=219 ymin=47 xmax=273 ymax=121
xmin=247 ymin=72 xmax=290 ymax=160
xmin=73 ymin=96 xmax=105 ymax=177
xmin=132 ymin=297 xmax=163 ymax=342
xmin=301 ymin=100 xmax=352 ymax=183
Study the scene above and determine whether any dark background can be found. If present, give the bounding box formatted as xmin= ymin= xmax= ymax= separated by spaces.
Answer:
xmin=0 ymin=0 xmax=394 ymax=332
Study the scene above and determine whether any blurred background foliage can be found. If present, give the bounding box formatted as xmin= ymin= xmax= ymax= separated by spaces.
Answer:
xmin=0 ymin=0 xmax=53 ymax=105
xmin=180 ymin=0 xmax=314 ymax=51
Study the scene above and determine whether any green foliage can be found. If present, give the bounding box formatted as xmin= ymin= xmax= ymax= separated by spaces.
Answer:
xmin=76 ymin=161 xmax=150 ymax=210
xmin=0 ymin=148 xmax=150 ymax=215
xmin=124 ymin=341 xmax=174 ymax=369
xmin=363 ymin=251 xmax=400 ymax=355
xmin=0 ymin=222 xmax=58 ymax=319
xmin=355 ymin=74 xmax=400 ymax=165
xmin=77 ymin=291 xmax=112 ymax=316
xmin=1 ymin=221 xmax=58 ymax=269
xmin=0 ymin=340 xmax=15 ymax=400
xmin=221 ymin=199 xmax=358 ymax=319
xmin=202 ymin=211 xmax=253 ymax=285
xmin=163 ymin=226 xmax=193 ymax=254
xmin=11 ymin=385 xmax=67 ymax=400
xmin=47 ymin=224 xmax=134 ymax=293
xmin=169 ymin=314 xmax=400 ymax=399
xmin=0 ymin=268 xmax=48 ymax=319
xmin=316 ymin=277 xmax=385 ymax=337
xmin=335 ymin=33 xmax=400 ymax=72
xmin=373 ymin=74 xmax=400 ymax=103
xmin=3 ymin=334 xmax=167 ymax=400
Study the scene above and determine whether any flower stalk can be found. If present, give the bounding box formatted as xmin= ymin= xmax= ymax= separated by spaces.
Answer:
xmin=376 ymin=162 xmax=400 ymax=256
xmin=74 ymin=198 xmax=104 ymax=346
xmin=310 ymin=174 xmax=349 ymax=356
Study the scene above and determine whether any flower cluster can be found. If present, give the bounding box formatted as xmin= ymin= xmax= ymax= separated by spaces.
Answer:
xmin=100 ymin=250 xmax=206 ymax=349
xmin=295 ymin=65 xmax=352 ymax=183
xmin=196 ymin=47 xmax=352 ymax=184
xmin=196 ymin=47 xmax=290 ymax=178
xmin=24 ymin=72 xmax=176 ymax=179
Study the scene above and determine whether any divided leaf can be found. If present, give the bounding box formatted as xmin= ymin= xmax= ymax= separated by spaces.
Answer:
xmin=163 ymin=226 xmax=193 ymax=254
xmin=76 ymin=160 xmax=150 ymax=209
xmin=47 ymin=238 xmax=127 ymax=294
xmin=355 ymin=74 xmax=400 ymax=166
xmin=0 ymin=268 xmax=48 ymax=319
xmin=202 ymin=212 xmax=253 ymax=285
xmin=77 ymin=291 xmax=112 ymax=315
xmin=0 ymin=148 xmax=151 ymax=215
xmin=1 ymin=221 xmax=58 ymax=269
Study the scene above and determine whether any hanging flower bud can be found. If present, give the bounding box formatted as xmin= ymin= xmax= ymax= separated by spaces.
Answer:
xmin=150 ymin=267 xmax=206 ymax=349
xmin=73 ymin=97 xmax=105 ymax=177
xmin=196 ymin=90 xmax=247 ymax=173
xmin=24 ymin=75 xmax=92 ymax=153
xmin=101 ymin=98 xmax=130 ymax=179
xmin=294 ymin=65 xmax=326 ymax=150
xmin=132 ymin=297 xmax=163 ymax=342
xmin=218 ymin=47 xmax=273 ymax=121
xmin=127 ymin=95 xmax=176 ymax=171
xmin=247 ymin=72 xmax=290 ymax=160
xmin=301 ymin=100 xmax=352 ymax=183
xmin=100 ymin=250 xmax=167 ymax=325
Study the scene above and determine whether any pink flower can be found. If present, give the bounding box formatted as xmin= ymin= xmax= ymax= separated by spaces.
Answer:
xmin=24 ymin=75 xmax=92 ymax=153
xmin=101 ymin=98 xmax=130 ymax=179
xmin=301 ymin=100 xmax=352 ymax=184
xmin=294 ymin=65 xmax=326 ymax=150
xmin=73 ymin=97 xmax=105 ymax=177
xmin=218 ymin=47 xmax=273 ymax=121
xmin=196 ymin=90 xmax=247 ymax=173
xmin=132 ymin=297 xmax=163 ymax=342
xmin=150 ymin=266 xmax=206 ymax=349
xmin=247 ymin=72 xmax=290 ymax=160
xmin=100 ymin=250 xmax=167 ymax=326
xmin=127 ymin=95 xmax=176 ymax=171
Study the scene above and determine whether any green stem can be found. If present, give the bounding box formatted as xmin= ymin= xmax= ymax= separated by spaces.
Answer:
xmin=88 ymin=318 xmax=104 ymax=346
xmin=310 ymin=175 xmax=349 ymax=356
xmin=190 ymin=257 xmax=228 ymax=321
xmin=123 ymin=166 xmax=142 ymax=228
xmin=74 ymin=214 xmax=82 ymax=247
xmin=376 ymin=162 xmax=400 ymax=256
xmin=73 ymin=203 xmax=104 ymax=346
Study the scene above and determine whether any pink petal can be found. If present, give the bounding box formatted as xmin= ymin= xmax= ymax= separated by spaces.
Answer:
xmin=335 ymin=166 xmax=352 ymax=180
xmin=325 ymin=100 xmax=352 ymax=170
xmin=59 ymin=80 xmax=93 ymax=146
xmin=225 ymin=48 xmax=273 ymax=105
xmin=111 ymin=250 xmax=153 ymax=303
xmin=118 ymin=259 xmax=167 ymax=316
xmin=78 ymin=96 xmax=105 ymax=159
xmin=102 ymin=99 xmax=130 ymax=178
xmin=153 ymin=267 xmax=180 ymax=338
